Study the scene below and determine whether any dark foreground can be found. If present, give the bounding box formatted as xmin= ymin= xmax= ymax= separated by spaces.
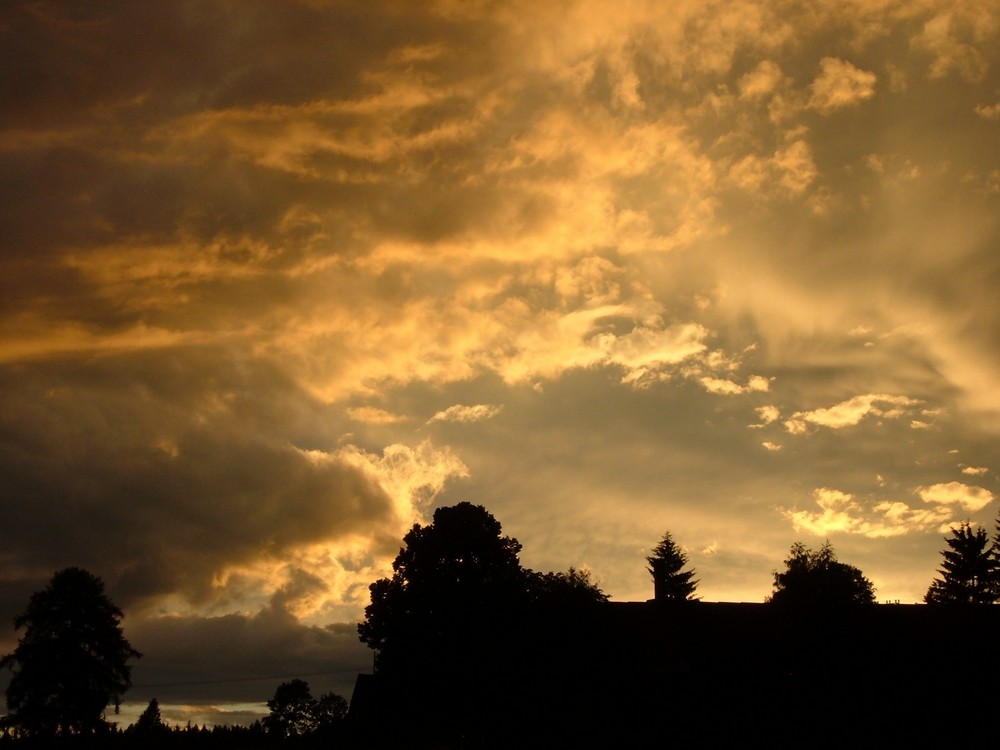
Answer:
xmin=4 ymin=602 xmax=998 ymax=748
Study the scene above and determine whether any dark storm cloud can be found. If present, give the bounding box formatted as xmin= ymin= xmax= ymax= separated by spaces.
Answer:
xmin=125 ymin=584 xmax=371 ymax=705
xmin=0 ymin=1 xmax=449 ymax=126
xmin=0 ymin=348 xmax=392 ymax=609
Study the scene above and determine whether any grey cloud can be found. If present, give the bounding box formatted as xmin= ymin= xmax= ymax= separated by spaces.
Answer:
xmin=125 ymin=607 xmax=371 ymax=704
xmin=0 ymin=348 xmax=392 ymax=608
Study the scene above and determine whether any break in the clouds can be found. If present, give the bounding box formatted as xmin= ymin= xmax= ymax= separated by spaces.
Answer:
xmin=1 ymin=0 xmax=1000 ymax=715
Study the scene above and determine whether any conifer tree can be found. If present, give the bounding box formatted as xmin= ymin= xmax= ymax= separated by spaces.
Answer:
xmin=925 ymin=522 xmax=998 ymax=604
xmin=131 ymin=698 xmax=169 ymax=738
xmin=646 ymin=532 xmax=699 ymax=602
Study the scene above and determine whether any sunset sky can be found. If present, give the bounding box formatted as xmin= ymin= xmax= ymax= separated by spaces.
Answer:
xmin=2 ymin=0 xmax=999 ymax=725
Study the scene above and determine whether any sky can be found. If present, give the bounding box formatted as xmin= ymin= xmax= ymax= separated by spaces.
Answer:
xmin=2 ymin=0 xmax=1000 ymax=726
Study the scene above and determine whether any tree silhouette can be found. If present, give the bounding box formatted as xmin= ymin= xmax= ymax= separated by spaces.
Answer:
xmin=768 ymin=541 xmax=875 ymax=606
xmin=130 ymin=698 xmax=169 ymax=739
xmin=991 ymin=511 xmax=1000 ymax=599
xmin=313 ymin=691 xmax=348 ymax=728
xmin=358 ymin=502 xmax=527 ymax=668
xmin=0 ymin=567 xmax=141 ymax=737
xmin=528 ymin=567 xmax=609 ymax=606
xmin=263 ymin=679 xmax=318 ymax=739
xmin=646 ymin=532 xmax=699 ymax=602
xmin=925 ymin=522 xmax=998 ymax=604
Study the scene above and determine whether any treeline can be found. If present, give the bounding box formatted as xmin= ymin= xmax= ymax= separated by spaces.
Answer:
xmin=351 ymin=502 xmax=1000 ymax=747
xmin=2 ymin=501 xmax=999 ymax=747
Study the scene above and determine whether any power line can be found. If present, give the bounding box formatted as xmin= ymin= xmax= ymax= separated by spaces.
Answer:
xmin=133 ymin=667 xmax=371 ymax=689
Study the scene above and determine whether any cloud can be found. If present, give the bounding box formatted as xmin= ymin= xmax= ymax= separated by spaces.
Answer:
xmin=126 ymin=605 xmax=371 ymax=705
xmin=700 ymin=375 xmax=770 ymax=395
xmin=0 ymin=349 xmax=471 ymax=621
xmin=961 ymin=466 xmax=989 ymax=476
xmin=427 ymin=403 xmax=503 ymax=424
xmin=809 ymin=57 xmax=877 ymax=114
xmin=752 ymin=405 xmax=781 ymax=426
xmin=739 ymin=60 xmax=785 ymax=101
xmin=785 ymin=394 xmax=920 ymax=432
xmin=347 ymin=406 xmax=407 ymax=424
xmin=728 ymin=140 xmax=818 ymax=195
xmin=913 ymin=8 xmax=996 ymax=82
xmin=1 ymin=0 xmax=999 ymax=701
xmin=917 ymin=482 xmax=995 ymax=512
xmin=785 ymin=488 xmax=956 ymax=539
xmin=762 ymin=441 xmax=782 ymax=452
xmin=976 ymin=102 xmax=1000 ymax=120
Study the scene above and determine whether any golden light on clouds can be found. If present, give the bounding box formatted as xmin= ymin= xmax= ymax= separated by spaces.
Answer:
xmin=1 ymin=0 xmax=999 ymax=709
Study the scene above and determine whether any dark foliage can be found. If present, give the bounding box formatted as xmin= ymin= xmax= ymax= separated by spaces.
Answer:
xmin=768 ymin=541 xmax=875 ymax=606
xmin=925 ymin=522 xmax=998 ymax=604
xmin=528 ymin=567 xmax=608 ymax=607
xmin=646 ymin=532 xmax=698 ymax=602
xmin=262 ymin=679 xmax=347 ymax=740
xmin=0 ymin=568 xmax=141 ymax=738
xmin=263 ymin=680 xmax=317 ymax=740
xmin=129 ymin=699 xmax=169 ymax=739
xmin=357 ymin=502 xmax=529 ymax=670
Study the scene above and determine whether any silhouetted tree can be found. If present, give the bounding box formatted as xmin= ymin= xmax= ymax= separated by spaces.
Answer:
xmin=358 ymin=502 xmax=527 ymax=668
xmin=528 ymin=567 xmax=609 ymax=606
xmin=0 ymin=567 xmax=141 ymax=737
xmin=129 ymin=697 xmax=169 ymax=739
xmin=991 ymin=511 xmax=1000 ymax=599
xmin=646 ymin=532 xmax=699 ymax=602
xmin=768 ymin=541 xmax=875 ymax=606
xmin=314 ymin=691 xmax=349 ymax=731
xmin=925 ymin=522 xmax=998 ymax=604
xmin=263 ymin=679 xmax=317 ymax=739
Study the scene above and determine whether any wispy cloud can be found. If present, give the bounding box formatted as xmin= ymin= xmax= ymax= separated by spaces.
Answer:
xmin=347 ymin=407 xmax=407 ymax=425
xmin=784 ymin=394 xmax=921 ymax=433
xmin=785 ymin=487 xmax=959 ymax=539
xmin=427 ymin=404 xmax=504 ymax=424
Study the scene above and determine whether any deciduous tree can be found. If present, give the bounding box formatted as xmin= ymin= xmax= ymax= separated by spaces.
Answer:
xmin=358 ymin=502 xmax=527 ymax=668
xmin=263 ymin=679 xmax=317 ymax=739
xmin=768 ymin=541 xmax=875 ymax=606
xmin=0 ymin=568 xmax=141 ymax=737
xmin=528 ymin=567 xmax=609 ymax=606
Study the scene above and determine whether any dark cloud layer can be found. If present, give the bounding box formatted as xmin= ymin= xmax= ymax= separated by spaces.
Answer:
xmin=0 ymin=350 xmax=392 ymax=606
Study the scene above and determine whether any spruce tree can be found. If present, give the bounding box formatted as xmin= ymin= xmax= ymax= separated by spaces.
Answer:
xmin=925 ymin=522 xmax=998 ymax=605
xmin=646 ymin=532 xmax=699 ymax=602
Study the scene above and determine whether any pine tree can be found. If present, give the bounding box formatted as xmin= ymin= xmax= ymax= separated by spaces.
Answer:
xmin=646 ymin=532 xmax=699 ymax=602
xmin=131 ymin=698 xmax=169 ymax=738
xmin=925 ymin=522 xmax=998 ymax=604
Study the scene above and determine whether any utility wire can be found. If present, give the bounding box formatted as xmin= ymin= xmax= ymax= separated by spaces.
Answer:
xmin=133 ymin=667 xmax=371 ymax=689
